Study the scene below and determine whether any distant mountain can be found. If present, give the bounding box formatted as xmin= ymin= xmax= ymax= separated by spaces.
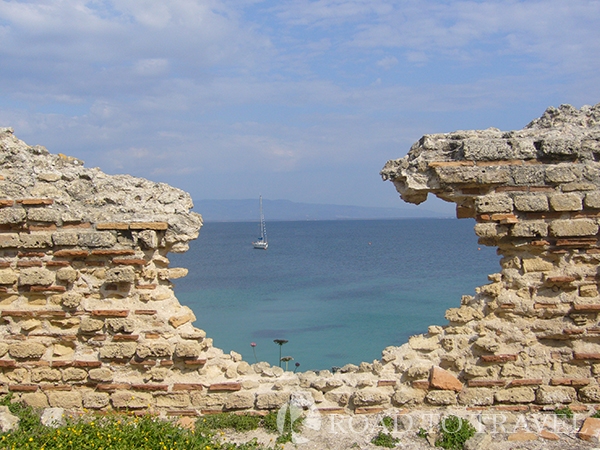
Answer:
xmin=193 ymin=199 xmax=448 ymax=222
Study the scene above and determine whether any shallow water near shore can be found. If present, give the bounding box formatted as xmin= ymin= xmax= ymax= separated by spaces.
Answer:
xmin=171 ymin=218 xmax=499 ymax=371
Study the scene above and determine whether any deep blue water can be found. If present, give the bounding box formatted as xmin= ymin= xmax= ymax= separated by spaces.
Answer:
xmin=171 ymin=219 xmax=499 ymax=371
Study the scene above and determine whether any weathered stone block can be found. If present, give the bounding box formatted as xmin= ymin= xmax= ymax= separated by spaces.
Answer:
xmin=106 ymin=318 xmax=134 ymax=334
xmin=0 ymin=269 xmax=17 ymax=285
xmin=255 ymin=391 xmax=290 ymax=409
xmin=79 ymin=317 xmax=104 ymax=333
xmin=408 ymin=335 xmax=439 ymax=352
xmin=82 ymin=392 xmax=110 ymax=409
xmin=105 ymin=267 xmax=135 ymax=284
xmin=585 ymin=191 xmax=600 ymax=209
xmin=513 ymin=194 xmax=549 ymax=212
xmin=475 ymin=194 xmax=513 ymax=213
xmin=47 ymin=391 xmax=82 ymax=409
xmin=18 ymin=267 xmax=55 ymax=286
xmin=99 ymin=343 xmax=137 ymax=359
xmin=56 ymin=268 xmax=78 ymax=284
xmin=110 ymin=391 xmax=153 ymax=409
xmin=545 ymin=164 xmax=582 ymax=183
xmin=27 ymin=208 xmax=60 ymax=222
xmin=52 ymin=232 xmax=79 ymax=246
xmin=169 ymin=306 xmax=196 ymax=328
xmin=62 ymin=368 xmax=87 ymax=382
xmin=549 ymin=193 xmax=583 ymax=211
xmin=579 ymin=417 xmax=600 ymax=443
xmin=391 ymin=387 xmax=426 ymax=406
xmin=522 ymin=257 xmax=553 ymax=272
xmin=61 ymin=292 xmax=82 ymax=309
xmin=31 ymin=368 xmax=61 ymax=383
xmin=549 ymin=219 xmax=598 ymax=237
xmin=579 ymin=385 xmax=600 ymax=403
xmin=494 ymin=387 xmax=535 ymax=404
xmin=9 ymin=342 xmax=46 ymax=359
xmin=458 ymin=388 xmax=494 ymax=406
xmin=88 ymin=368 xmax=113 ymax=382
xmin=350 ymin=389 xmax=388 ymax=407
xmin=19 ymin=233 xmax=53 ymax=248
xmin=445 ymin=306 xmax=483 ymax=324
xmin=511 ymin=221 xmax=548 ymax=237
xmin=535 ymin=385 xmax=576 ymax=404
xmin=474 ymin=223 xmax=508 ymax=238
xmin=425 ymin=390 xmax=457 ymax=406
xmin=224 ymin=392 xmax=255 ymax=410
xmin=78 ymin=232 xmax=117 ymax=248
xmin=136 ymin=343 xmax=173 ymax=359
xmin=174 ymin=342 xmax=202 ymax=359
xmin=0 ymin=207 xmax=26 ymax=224
xmin=155 ymin=393 xmax=191 ymax=408
xmin=21 ymin=392 xmax=49 ymax=408
xmin=0 ymin=233 xmax=20 ymax=248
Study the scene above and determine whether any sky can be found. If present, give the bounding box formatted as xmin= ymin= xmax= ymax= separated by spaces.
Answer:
xmin=0 ymin=0 xmax=599 ymax=214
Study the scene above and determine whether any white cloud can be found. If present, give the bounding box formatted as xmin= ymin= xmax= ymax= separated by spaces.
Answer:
xmin=376 ymin=56 xmax=398 ymax=70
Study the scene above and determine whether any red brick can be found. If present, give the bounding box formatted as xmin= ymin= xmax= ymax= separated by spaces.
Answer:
xmin=480 ymin=354 xmax=518 ymax=363
xmin=62 ymin=222 xmax=91 ymax=229
xmin=29 ymin=224 xmax=57 ymax=231
xmin=51 ymin=361 xmax=74 ymax=368
xmin=579 ymin=417 xmax=600 ymax=442
xmin=130 ymin=360 xmax=157 ymax=367
xmin=316 ymin=408 xmax=346 ymax=415
xmin=456 ymin=206 xmax=475 ymax=219
xmin=160 ymin=360 xmax=174 ymax=366
xmin=574 ymin=352 xmax=600 ymax=361
xmin=128 ymin=222 xmax=169 ymax=231
xmin=9 ymin=384 xmax=38 ymax=392
xmin=1 ymin=311 xmax=34 ymax=318
xmin=145 ymin=333 xmax=160 ymax=339
xmin=29 ymin=285 xmax=66 ymax=292
xmin=0 ymin=360 xmax=16 ymax=368
xmin=355 ymin=407 xmax=385 ymax=414
xmin=430 ymin=367 xmax=463 ymax=392
xmin=490 ymin=213 xmax=518 ymax=224
xmin=53 ymin=250 xmax=89 ymax=258
xmin=112 ymin=258 xmax=146 ymax=266
xmin=96 ymin=223 xmax=129 ymax=230
xmin=531 ymin=240 xmax=550 ymax=246
xmin=17 ymin=260 xmax=43 ymax=267
xmin=172 ymin=384 xmax=204 ymax=391
xmin=475 ymin=159 xmax=523 ymax=167
xmin=132 ymin=384 xmax=168 ymax=392
xmin=461 ymin=187 xmax=487 ymax=195
xmin=546 ymin=276 xmax=577 ymax=283
xmin=167 ymin=410 xmax=200 ymax=416
xmin=91 ymin=249 xmax=136 ymax=256
xmin=528 ymin=186 xmax=554 ymax=191
xmin=0 ymin=261 xmax=10 ymax=268
xmin=91 ymin=310 xmax=129 ymax=318
xmin=41 ymin=384 xmax=72 ymax=391
xmin=135 ymin=284 xmax=157 ymax=290
xmin=134 ymin=310 xmax=157 ymax=315
xmin=573 ymin=304 xmax=600 ymax=312
xmin=493 ymin=405 xmax=529 ymax=412
xmin=495 ymin=186 xmax=529 ymax=193
xmin=45 ymin=261 xmax=71 ymax=267
xmin=468 ymin=379 xmax=506 ymax=387
xmin=96 ymin=383 xmax=131 ymax=391
xmin=0 ymin=200 xmax=15 ymax=207
xmin=509 ymin=379 xmax=542 ymax=387
xmin=377 ymin=380 xmax=397 ymax=387
xmin=35 ymin=311 xmax=67 ymax=319
xmin=412 ymin=380 xmax=430 ymax=390
xmin=534 ymin=303 xmax=558 ymax=309
xmin=73 ymin=360 xmax=102 ymax=368
xmin=208 ymin=383 xmax=242 ymax=392
xmin=550 ymin=378 xmax=591 ymax=386
xmin=428 ymin=161 xmax=475 ymax=167
xmin=556 ymin=238 xmax=598 ymax=247
xmin=563 ymin=328 xmax=585 ymax=336
xmin=112 ymin=334 xmax=139 ymax=342
xmin=18 ymin=198 xmax=53 ymax=206
xmin=183 ymin=359 xmax=207 ymax=366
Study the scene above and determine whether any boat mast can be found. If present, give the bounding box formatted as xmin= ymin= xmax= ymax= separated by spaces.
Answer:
xmin=259 ymin=195 xmax=267 ymax=242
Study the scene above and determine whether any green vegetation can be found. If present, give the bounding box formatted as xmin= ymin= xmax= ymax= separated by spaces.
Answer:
xmin=417 ymin=427 xmax=428 ymax=439
xmin=554 ymin=406 xmax=574 ymax=419
xmin=435 ymin=415 xmax=476 ymax=450
xmin=591 ymin=410 xmax=600 ymax=419
xmin=0 ymin=395 xmax=276 ymax=450
xmin=370 ymin=430 xmax=399 ymax=448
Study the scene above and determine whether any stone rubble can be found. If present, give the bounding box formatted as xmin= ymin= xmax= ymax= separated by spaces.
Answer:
xmin=3 ymin=104 xmax=600 ymax=446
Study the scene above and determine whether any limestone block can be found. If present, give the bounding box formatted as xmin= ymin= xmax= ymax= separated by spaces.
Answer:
xmin=224 ymin=392 xmax=255 ymax=410
xmin=110 ymin=391 xmax=153 ymax=409
xmin=429 ymin=367 xmax=463 ymax=392
xmin=494 ymin=387 xmax=535 ymax=404
xmin=0 ymin=207 xmax=26 ymax=224
xmin=62 ymin=368 xmax=87 ymax=382
xmin=535 ymin=385 xmax=576 ymax=404
xmin=458 ymin=388 xmax=494 ymax=406
xmin=513 ymin=194 xmax=549 ymax=212
xmin=0 ymin=233 xmax=20 ymax=248
xmin=512 ymin=165 xmax=545 ymax=185
xmin=19 ymin=233 xmax=53 ymax=248
xmin=174 ymin=342 xmax=202 ymax=359
xmin=500 ymin=363 xmax=525 ymax=378
xmin=545 ymin=164 xmax=581 ymax=183
xmin=522 ymin=257 xmax=554 ymax=272
xmin=549 ymin=219 xmax=598 ymax=237
xmin=351 ymin=388 xmax=388 ymax=406
xmin=549 ymin=193 xmax=583 ymax=211
xmin=21 ymin=393 xmax=49 ymax=408
xmin=80 ymin=317 xmax=104 ymax=333
xmin=0 ymin=406 xmax=19 ymax=432
xmin=475 ymin=194 xmax=513 ymax=213
xmin=169 ymin=306 xmax=196 ymax=328
xmin=311 ymin=378 xmax=344 ymax=392
xmin=578 ymin=385 xmax=600 ymax=403
xmin=474 ymin=223 xmax=508 ymax=238
xmin=155 ymin=393 xmax=191 ymax=408
xmin=190 ymin=392 xmax=225 ymax=408
xmin=157 ymin=268 xmax=188 ymax=280
xmin=31 ymin=368 xmax=61 ymax=383
xmin=511 ymin=221 xmax=548 ymax=237
xmin=8 ymin=342 xmax=46 ymax=359
xmin=0 ymin=343 xmax=8 ymax=357
xmin=137 ymin=230 xmax=158 ymax=249
xmin=445 ymin=306 xmax=483 ymax=324
xmin=425 ymin=390 xmax=457 ymax=406
xmin=99 ymin=342 xmax=137 ymax=359
xmin=56 ymin=268 xmax=78 ymax=284
xmin=18 ymin=267 xmax=55 ymax=286
xmin=27 ymin=208 xmax=60 ymax=222
xmin=464 ymin=433 xmax=493 ymax=450
xmin=136 ymin=342 xmax=173 ymax=359
xmin=41 ymin=408 xmax=66 ymax=428
xmin=61 ymin=292 xmax=82 ymax=309
xmin=237 ymin=361 xmax=252 ymax=375
xmin=106 ymin=318 xmax=134 ymax=334
xmin=580 ymin=285 xmax=599 ymax=297
xmin=0 ymin=269 xmax=18 ymax=285
xmin=47 ymin=391 xmax=82 ymax=409
xmin=105 ymin=267 xmax=135 ymax=284
xmin=78 ymin=232 xmax=117 ymax=248
xmin=88 ymin=368 xmax=113 ymax=382
xmin=391 ymin=387 xmax=426 ymax=406
xmin=81 ymin=392 xmax=110 ymax=409
xmin=408 ymin=335 xmax=439 ymax=352
xmin=52 ymin=232 xmax=79 ymax=246
xmin=585 ymin=191 xmax=600 ymax=209
xmin=255 ymin=391 xmax=290 ymax=409
xmin=324 ymin=391 xmax=350 ymax=406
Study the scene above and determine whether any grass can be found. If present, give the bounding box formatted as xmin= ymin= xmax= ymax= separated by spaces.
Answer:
xmin=0 ymin=395 xmax=276 ymax=450
xmin=554 ymin=406 xmax=574 ymax=419
xmin=435 ymin=415 xmax=476 ymax=450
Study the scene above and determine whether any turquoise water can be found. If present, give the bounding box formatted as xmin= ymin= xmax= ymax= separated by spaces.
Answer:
xmin=171 ymin=219 xmax=499 ymax=371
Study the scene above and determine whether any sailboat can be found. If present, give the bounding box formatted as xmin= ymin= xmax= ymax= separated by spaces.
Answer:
xmin=252 ymin=196 xmax=268 ymax=250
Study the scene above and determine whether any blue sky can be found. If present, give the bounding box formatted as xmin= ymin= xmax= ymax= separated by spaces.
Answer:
xmin=1 ymin=0 xmax=599 ymax=213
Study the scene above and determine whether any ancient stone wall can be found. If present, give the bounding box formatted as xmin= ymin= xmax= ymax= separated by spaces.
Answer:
xmin=3 ymin=104 xmax=600 ymax=418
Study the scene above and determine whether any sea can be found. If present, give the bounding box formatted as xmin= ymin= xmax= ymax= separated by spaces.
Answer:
xmin=170 ymin=219 xmax=500 ymax=372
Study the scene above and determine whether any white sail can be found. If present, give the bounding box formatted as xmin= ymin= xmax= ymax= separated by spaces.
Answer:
xmin=252 ymin=196 xmax=268 ymax=249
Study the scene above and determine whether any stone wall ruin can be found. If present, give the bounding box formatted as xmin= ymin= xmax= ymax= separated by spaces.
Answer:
xmin=2 ymin=103 xmax=600 ymax=418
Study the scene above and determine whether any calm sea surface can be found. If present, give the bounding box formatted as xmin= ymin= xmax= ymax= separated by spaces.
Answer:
xmin=171 ymin=219 xmax=499 ymax=371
